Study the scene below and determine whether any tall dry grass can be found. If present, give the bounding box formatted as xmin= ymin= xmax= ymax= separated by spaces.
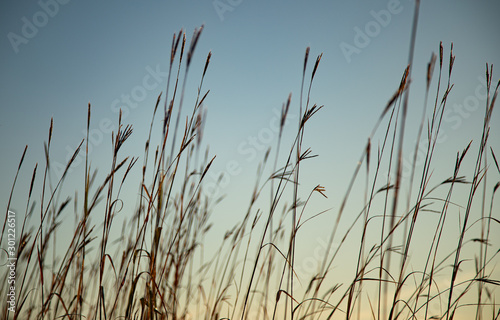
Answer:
xmin=1 ymin=3 xmax=499 ymax=320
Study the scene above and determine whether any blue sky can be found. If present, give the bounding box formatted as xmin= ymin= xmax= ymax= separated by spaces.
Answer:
xmin=2 ymin=0 xmax=498 ymax=207
xmin=1 ymin=1 xmax=499 ymax=317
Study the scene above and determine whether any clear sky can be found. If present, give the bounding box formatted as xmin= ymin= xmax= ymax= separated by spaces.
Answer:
xmin=1 ymin=0 xmax=499 ymax=318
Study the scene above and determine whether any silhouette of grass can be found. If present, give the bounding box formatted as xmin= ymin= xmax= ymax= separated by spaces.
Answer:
xmin=1 ymin=4 xmax=499 ymax=320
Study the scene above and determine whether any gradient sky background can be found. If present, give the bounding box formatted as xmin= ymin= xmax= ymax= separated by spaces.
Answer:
xmin=1 ymin=1 xmax=499 ymax=317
